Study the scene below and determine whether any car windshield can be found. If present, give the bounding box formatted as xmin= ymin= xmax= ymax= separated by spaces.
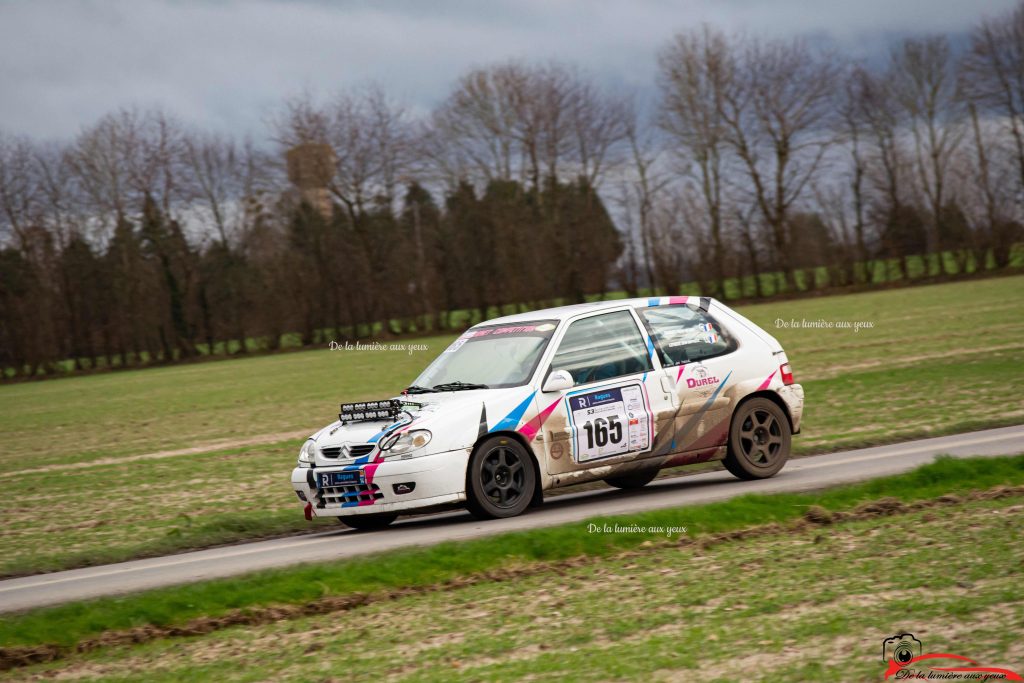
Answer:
xmin=412 ymin=321 xmax=558 ymax=390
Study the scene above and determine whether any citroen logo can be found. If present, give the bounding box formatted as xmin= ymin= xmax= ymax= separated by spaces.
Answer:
xmin=338 ymin=444 xmax=351 ymax=459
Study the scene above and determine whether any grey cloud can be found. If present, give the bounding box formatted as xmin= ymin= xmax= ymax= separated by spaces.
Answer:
xmin=0 ymin=0 xmax=1017 ymax=139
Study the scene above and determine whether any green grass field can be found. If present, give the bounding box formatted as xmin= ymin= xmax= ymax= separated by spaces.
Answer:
xmin=3 ymin=454 xmax=1022 ymax=681
xmin=0 ymin=276 xmax=1022 ymax=577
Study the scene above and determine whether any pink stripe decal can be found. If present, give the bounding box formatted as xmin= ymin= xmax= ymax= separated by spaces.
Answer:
xmin=363 ymin=463 xmax=381 ymax=483
xmin=518 ymin=397 xmax=562 ymax=440
xmin=369 ymin=418 xmax=421 ymax=464
xmin=668 ymin=296 xmax=689 ymax=305
xmin=756 ymin=370 xmax=777 ymax=391
xmin=677 ymin=365 xmax=686 ymax=382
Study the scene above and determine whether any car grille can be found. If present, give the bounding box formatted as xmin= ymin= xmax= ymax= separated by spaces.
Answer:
xmin=321 ymin=444 xmax=375 ymax=459
xmin=317 ymin=482 xmax=384 ymax=506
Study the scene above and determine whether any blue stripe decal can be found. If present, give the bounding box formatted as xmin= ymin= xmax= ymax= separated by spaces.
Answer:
xmin=647 ymin=297 xmax=660 ymax=307
xmin=641 ymin=336 xmax=656 ymax=383
xmin=489 ymin=392 xmax=536 ymax=432
xmin=655 ymin=370 xmax=732 ymax=456
xmin=702 ymin=371 xmax=732 ymax=409
xmin=368 ymin=419 xmax=407 ymax=444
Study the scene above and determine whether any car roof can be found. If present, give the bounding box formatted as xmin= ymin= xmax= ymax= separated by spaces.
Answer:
xmin=480 ymin=296 xmax=707 ymax=326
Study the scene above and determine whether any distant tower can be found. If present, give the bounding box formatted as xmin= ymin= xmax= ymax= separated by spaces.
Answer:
xmin=286 ymin=143 xmax=335 ymax=219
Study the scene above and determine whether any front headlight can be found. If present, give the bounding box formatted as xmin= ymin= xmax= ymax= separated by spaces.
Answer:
xmin=381 ymin=429 xmax=432 ymax=456
xmin=297 ymin=439 xmax=317 ymax=466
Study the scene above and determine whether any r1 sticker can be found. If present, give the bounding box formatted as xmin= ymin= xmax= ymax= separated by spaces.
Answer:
xmin=568 ymin=385 xmax=651 ymax=463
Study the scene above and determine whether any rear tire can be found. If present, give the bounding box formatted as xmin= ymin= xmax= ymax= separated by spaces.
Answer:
xmin=466 ymin=436 xmax=537 ymax=519
xmin=722 ymin=397 xmax=791 ymax=480
xmin=604 ymin=469 xmax=658 ymax=489
xmin=338 ymin=512 xmax=398 ymax=530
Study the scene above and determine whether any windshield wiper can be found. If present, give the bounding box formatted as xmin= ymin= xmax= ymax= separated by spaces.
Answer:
xmin=402 ymin=384 xmax=435 ymax=395
xmin=432 ymin=381 xmax=490 ymax=391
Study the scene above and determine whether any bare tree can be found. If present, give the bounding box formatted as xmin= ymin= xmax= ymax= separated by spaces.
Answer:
xmin=889 ymin=37 xmax=966 ymax=273
xmin=812 ymin=182 xmax=858 ymax=286
xmin=430 ymin=61 xmax=629 ymax=191
xmin=0 ymin=133 xmax=41 ymax=250
xmin=330 ymin=86 xmax=415 ymax=216
xmin=838 ymin=69 xmax=873 ymax=282
xmin=563 ymin=69 xmax=631 ymax=187
xmin=183 ymin=131 xmax=270 ymax=246
xmin=719 ymin=37 xmax=839 ymax=290
xmin=962 ymin=1 xmax=1024 ymax=192
xmin=849 ymin=66 xmax=920 ymax=280
xmin=962 ymin=103 xmax=1023 ymax=267
xmin=647 ymin=190 xmax=689 ymax=295
xmin=658 ymin=25 xmax=736 ymax=297
xmin=65 ymin=108 xmax=187 ymax=235
xmin=275 ymin=88 xmax=416 ymax=220
xmin=618 ymin=106 xmax=670 ymax=292
xmin=430 ymin=64 xmax=525 ymax=184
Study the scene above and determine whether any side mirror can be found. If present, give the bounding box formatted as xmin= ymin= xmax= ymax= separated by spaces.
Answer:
xmin=542 ymin=369 xmax=574 ymax=393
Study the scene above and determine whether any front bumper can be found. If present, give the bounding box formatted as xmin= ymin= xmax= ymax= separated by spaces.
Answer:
xmin=291 ymin=448 xmax=470 ymax=518
xmin=778 ymin=383 xmax=805 ymax=434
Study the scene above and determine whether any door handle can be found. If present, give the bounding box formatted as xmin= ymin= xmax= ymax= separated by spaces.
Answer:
xmin=659 ymin=374 xmax=675 ymax=405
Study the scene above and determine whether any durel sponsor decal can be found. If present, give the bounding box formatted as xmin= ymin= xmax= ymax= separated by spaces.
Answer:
xmin=686 ymin=376 xmax=720 ymax=389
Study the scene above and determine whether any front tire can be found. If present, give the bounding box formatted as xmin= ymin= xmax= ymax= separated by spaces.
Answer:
xmin=466 ymin=436 xmax=537 ymax=519
xmin=722 ymin=397 xmax=791 ymax=480
xmin=338 ymin=512 xmax=398 ymax=530
xmin=604 ymin=469 xmax=658 ymax=489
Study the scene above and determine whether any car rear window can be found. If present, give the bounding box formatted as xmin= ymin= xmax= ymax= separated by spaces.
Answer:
xmin=638 ymin=305 xmax=736 ymax=366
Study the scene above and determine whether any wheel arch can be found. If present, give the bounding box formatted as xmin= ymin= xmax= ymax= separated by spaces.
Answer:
xmin=469 ymin=430 xmax=545 ymax=507
xmin=736 ymin=390 xmax=795 ymax=433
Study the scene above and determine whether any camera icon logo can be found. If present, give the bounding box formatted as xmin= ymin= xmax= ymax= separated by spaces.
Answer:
xmin=882 ymin=633 xmax=922 ymax=666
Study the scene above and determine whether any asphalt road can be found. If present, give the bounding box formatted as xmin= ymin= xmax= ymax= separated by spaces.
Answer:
xmin=2 ymin=425 xmax=1022 ymax=614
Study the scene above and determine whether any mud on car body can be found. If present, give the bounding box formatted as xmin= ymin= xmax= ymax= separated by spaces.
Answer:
xmin=291 ymin=297 xmax=804 ymax=529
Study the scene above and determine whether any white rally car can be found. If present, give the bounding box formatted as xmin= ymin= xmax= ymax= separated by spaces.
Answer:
xmin=292 ymin=297 xmax=804 ymax=529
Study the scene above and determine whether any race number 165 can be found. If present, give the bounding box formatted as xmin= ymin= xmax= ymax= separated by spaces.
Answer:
xmin=582 ymin=416 xmax=623 ymax=449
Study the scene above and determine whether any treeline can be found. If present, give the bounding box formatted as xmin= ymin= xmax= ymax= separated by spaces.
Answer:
xmin=2 ymin=3 xmax=1024 ymax=376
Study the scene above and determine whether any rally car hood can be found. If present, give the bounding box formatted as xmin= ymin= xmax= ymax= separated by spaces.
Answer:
xmin=309 ymin=387 xmax=535 ymax=465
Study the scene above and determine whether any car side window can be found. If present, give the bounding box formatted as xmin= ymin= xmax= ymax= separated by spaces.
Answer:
xmin=550 ymin=310 xmax=654 ymax=386
xmin=638 ymin=305 xmax=736 ymax=366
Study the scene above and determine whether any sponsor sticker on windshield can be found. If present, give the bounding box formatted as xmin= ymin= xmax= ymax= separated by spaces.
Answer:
xmin=452 ymin=321 xmax=559 ymax=345
xmin=444 ymin=337 xmax=470 ymax=353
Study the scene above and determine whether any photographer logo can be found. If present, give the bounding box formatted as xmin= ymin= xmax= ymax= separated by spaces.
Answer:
xmin=881 ymin=632 xmax=1021 ymax=680
xmin=882 ymin=633 xmax=922 ymax=667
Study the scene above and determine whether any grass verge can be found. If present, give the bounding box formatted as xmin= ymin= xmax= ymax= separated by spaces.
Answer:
xmin=1 ymin=453 xmax=1021 ymax=660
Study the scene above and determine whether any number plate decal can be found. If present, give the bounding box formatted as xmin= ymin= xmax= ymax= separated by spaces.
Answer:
xmin=318 ymin=470 xmax=363 ymax=487
xmin=567 ymin=384 xmax=651 ymax=463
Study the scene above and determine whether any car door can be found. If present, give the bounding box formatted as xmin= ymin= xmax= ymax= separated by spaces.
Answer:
xmin=636 ymin=302 xmax=739 ymax=457
xmin=537 ymin=309 xmax=675 ymax=476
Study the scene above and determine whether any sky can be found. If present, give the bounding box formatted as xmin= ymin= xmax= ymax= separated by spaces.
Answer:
xmin=0 ymin=0 xmax=1018 ymax=141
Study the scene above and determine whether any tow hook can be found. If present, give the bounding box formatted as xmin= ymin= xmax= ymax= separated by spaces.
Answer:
xmin=303 ymin=502 xmax=313 ymax=521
